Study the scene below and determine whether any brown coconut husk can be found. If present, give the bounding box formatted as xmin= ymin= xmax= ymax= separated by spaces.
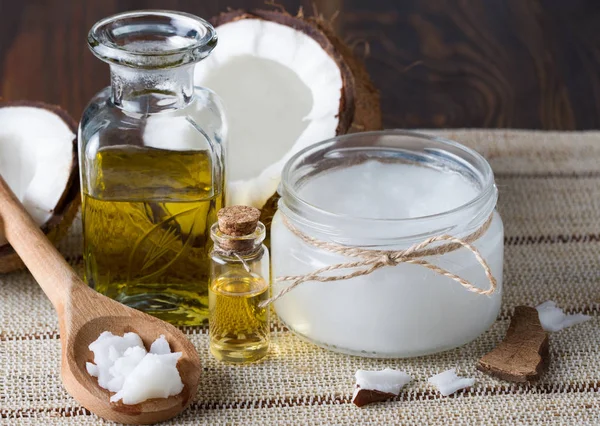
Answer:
xmin=0 ymin=101 xmax=80 ymax=273
xmin=211 ymin=8 xmax=382 ymax=228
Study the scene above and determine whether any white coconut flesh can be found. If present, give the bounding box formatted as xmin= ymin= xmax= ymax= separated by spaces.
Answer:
xmin=0 ymin=106 xmax=75 ymax=230
xmin=194 ymin=19 xmax=344 ymax=207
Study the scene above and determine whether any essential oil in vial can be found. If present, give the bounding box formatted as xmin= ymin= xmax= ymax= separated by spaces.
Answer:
xmin=208 ymin=205 xmax=270 ymax=364
xmin=209 ymin=272 xmax=269 ymax=363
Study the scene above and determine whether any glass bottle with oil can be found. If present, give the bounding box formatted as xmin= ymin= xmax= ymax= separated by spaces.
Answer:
xmin=209 ymin=206 xmax=270 ymax=363
xmin=78 ymin=11 xmax=226 ymax=326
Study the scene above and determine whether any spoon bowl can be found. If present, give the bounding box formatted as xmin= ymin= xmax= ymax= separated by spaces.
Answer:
xmin=63 ymin=291 xmax=201 ymax=424
xmin=0 ymin=175 xmax=201 ymax=424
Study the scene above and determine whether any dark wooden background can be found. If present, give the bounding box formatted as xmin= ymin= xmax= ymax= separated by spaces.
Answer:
xmin=0 ymin=0 xmax=599 ymax=129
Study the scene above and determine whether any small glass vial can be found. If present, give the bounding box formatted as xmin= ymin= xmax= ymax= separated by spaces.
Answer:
xmin=209 ymin=206 xmax=270 ymax=363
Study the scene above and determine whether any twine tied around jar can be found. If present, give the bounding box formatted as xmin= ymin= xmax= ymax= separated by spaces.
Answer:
xmin=259 ymin=215 xmax=497 ymax=308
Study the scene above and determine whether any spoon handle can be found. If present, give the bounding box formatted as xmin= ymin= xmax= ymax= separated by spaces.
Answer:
xmin=0 ymin=174 xmax=80 ymax=310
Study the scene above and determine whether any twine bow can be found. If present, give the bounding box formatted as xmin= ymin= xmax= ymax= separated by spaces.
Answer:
xmin=259 ymin=215 xmax=497 ymax=308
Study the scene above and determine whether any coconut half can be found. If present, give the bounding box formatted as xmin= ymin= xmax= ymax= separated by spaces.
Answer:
xmin=0 ymin=101 xmax=80 ymax=273
xmin=195 ymin=9 xmax=381 ymax=215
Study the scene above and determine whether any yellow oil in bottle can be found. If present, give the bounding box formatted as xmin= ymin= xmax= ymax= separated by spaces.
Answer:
xmin=209 ymin=272 xmax=270 ymax=363
xmin=82 ymin=146 xmax=223 ymax=326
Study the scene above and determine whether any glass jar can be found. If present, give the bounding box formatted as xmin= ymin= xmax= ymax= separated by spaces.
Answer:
xmin=208 ymin=208 xmax=270 ymax=363
xmin=271 ymin=130 xmax=503 ymax=358
xmin=79 ymin=11 xmax=227 ymax=326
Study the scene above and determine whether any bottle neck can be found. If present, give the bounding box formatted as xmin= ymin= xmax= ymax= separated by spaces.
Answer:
xmin=213 ymin=243 xmax=265 ymax=261
xmin=210 ymin=222 xmax=267 ymax=258
xmin=109 ymin=64 xmax=195 ymax=113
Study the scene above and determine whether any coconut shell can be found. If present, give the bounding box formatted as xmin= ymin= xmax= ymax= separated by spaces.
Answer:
xmin=477 ymin=306 xmax=549 ymax=382
xmin=352 ymin=388 xmax=396 ymax=407
xmin=212 ymin=9 xmax=382 ymax=134
xmin=307 ymin=15 xmax=382 ymax=133
xmin=211 ymin=9 xmax=382 ymax=228
xmin=0 ymin=101 xmax=80 ymax=274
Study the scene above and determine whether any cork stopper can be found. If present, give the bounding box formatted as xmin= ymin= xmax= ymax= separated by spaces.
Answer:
xmin=216 ymin=206 xmax=261 ymax=252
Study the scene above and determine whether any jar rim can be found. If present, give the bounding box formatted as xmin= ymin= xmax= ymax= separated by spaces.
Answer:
xmin=88 ymin=10 xmax=217 ymax=69
xmin=278 ymin=130 xmax=498 ymax=241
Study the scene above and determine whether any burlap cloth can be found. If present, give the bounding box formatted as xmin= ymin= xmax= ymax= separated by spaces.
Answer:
xmin=1 ymin=130 xmax=599 ymax=425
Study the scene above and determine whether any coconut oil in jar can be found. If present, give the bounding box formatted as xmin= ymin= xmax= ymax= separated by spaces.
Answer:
xmin=271 ymin=131 xmax=504 ymax=358
xmin=79 ymin=12 xmax=227 ymax=326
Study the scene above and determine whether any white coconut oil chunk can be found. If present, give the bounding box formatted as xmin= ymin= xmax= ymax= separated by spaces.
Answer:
xmin=355 ymin=368 xmax=412 ymax=393
xmin=87 ymin=332 xmax=184 ymax=404
xmin=536 ymin=300 xmax=591 ymax=332
xmin=428 ymin=368 xmax=475 ymax=397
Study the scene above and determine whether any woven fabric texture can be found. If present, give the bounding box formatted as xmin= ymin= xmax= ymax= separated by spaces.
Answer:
xmin=1 ymin=130 xmax=599 ymax=425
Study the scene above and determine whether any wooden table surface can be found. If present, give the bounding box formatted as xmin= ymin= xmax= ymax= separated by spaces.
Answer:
xmin=0 ymin=0 xmax=598 ymax=130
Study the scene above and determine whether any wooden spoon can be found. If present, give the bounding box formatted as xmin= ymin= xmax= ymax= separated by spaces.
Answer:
xmin=0 ymin=175 xmax=201 ymax=424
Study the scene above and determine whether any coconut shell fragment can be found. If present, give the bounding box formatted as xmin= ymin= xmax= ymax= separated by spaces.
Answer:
xmin=0 ymin=101 xmax=80 ymax=273
xmin=477 ymin=306 xmax=549 ymax=382
xmin=352 ymin=388 xmax=397 ymax=408
xmin=351 ymin=368 xmax=412 ymax=408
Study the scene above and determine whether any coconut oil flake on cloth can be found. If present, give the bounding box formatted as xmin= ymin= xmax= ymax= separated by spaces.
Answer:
xmin=271 ymin=131 xmax=504 ymax=358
